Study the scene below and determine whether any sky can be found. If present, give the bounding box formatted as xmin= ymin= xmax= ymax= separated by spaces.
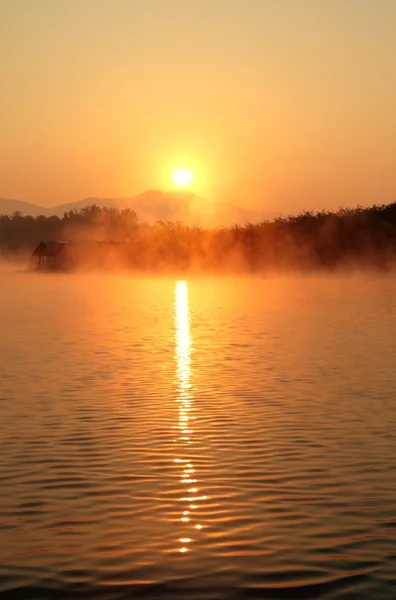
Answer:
xmin=1 ymin=0 xmax=396 ymax=213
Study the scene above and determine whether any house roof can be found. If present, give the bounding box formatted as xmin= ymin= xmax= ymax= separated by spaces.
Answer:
xmin=31 ymin=241 xmax=67 ymax=257
xmin=31 ymin=240 xmax=127 ymax=258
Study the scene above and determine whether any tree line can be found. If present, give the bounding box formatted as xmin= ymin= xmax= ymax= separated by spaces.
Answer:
xmin=2 ymin=202 xmax=396 ymax=271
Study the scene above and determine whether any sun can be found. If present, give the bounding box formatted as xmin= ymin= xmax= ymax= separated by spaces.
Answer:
xmin=173 ymin=168 xmax=193 ymax=188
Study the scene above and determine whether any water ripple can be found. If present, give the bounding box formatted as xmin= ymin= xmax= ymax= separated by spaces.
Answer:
xmin=1 ymin=275 xmax=396 ymax=599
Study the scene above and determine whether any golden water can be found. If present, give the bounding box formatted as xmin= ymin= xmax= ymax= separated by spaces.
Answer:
xmin=1 ymin=274 xmax=396 ymax=599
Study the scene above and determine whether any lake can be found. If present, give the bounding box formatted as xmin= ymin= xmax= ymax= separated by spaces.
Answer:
xmin=1 ymin=273 xmax=396 ymax=599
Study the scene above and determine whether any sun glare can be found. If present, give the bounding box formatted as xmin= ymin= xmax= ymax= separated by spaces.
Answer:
xmin=173 ymin=168 xmax=193 ymax=188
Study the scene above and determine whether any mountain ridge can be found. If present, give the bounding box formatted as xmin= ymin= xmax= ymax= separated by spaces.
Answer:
xmin=0 ymin=191 xmax=282 ymax=226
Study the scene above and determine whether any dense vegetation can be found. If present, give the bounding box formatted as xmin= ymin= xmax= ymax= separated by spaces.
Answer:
xmin=2 ymin=203 xmax=396 ymax=271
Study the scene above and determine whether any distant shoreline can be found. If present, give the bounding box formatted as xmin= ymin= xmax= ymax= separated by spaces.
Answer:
xmin=2 ymin=202 xmax=396 ymax=272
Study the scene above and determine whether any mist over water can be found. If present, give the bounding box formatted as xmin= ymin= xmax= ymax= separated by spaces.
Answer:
xmin=5 ymin=202 xmax=396 ymax=274
xmin=1 ymin=274 xmax=396 ymax=599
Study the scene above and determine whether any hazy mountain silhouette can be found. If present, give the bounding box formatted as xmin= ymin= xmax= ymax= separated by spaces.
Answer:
xmin=0 ymin=191 xmax=282 ymax=225
xmin=0 ymin=197 xmax=48 ymax=217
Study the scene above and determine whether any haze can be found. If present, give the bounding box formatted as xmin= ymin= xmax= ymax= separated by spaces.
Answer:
xmin=1 ymin=0 xmax=396 ymax=213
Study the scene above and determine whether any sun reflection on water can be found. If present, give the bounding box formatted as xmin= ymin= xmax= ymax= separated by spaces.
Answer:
xmin=174 ymin=280 xmax=205 ymax=553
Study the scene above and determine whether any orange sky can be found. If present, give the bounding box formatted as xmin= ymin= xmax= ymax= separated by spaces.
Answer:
xmin=1 ymin=0 xmax=396 ymax=212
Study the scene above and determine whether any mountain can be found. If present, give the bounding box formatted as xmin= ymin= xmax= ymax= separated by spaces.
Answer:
xmin=0 ymin=197 xmax=49 ymax=217
xmin=0 ymin=191 xmax=282 ymax=226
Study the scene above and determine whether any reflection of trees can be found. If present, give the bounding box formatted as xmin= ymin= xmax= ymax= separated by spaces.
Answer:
xmin=2 ymin=203 xmax=396 ymax=271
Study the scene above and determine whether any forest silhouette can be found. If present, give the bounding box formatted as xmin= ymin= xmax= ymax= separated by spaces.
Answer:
xmin=2 ymin=203 xmax=396 ymax=272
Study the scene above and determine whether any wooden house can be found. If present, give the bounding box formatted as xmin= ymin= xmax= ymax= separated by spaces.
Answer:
xmin=30 ymin=241 xmax=68 ymax=270
xmin=30 ymin=240 xmax=129 ymax=271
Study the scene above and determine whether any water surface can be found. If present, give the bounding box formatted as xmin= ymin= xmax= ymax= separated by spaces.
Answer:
xmin=1 ymin=274 xmax=396 ymax=599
